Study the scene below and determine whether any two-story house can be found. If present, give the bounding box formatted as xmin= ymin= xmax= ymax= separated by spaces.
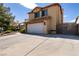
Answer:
xmin=26 ymin=3 xmax=63 ymax=34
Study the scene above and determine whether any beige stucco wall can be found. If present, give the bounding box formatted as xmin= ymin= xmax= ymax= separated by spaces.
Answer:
xmin=47 ymin=6 xmax=56 ymax=31
xmin=47 ymin=5 xmax=63 ymax=33
xmin=43 ymin=21 xmax=48 ymax=34
xmin=29 ymin=13 xmax=34 ymax=20
xmin=57 ymin=6 xmax=63 ymax=25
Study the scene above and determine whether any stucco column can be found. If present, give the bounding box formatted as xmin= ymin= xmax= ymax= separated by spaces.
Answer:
xmin=40 ymin=11 xmax=42 ymax=17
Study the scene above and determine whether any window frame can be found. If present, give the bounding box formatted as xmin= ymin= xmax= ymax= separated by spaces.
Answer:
xmin=41 ymin=10 xmax=48 ymax=17
xmin=34 ymin=12 xmax=40 ymax=18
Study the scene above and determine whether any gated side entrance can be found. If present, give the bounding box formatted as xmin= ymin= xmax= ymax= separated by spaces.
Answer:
xmin=57 ymin=23 xmax=77 ymax=35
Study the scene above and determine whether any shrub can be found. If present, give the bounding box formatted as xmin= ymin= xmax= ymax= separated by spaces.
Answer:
xmin=8 ymin=26 xmax=16 ymax=31
xmin=19 ymin=29 xmax=25 ymax=33
xmin=5 ymin=30 xmax=13 ymax=33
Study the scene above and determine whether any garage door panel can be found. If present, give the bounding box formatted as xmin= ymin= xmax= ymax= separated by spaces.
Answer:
xmin=27 ymin=23 xmax=46 ymax=34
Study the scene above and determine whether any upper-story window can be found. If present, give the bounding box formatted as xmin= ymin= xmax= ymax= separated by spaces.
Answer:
xmin=34 ymin=12 xmax=40 ymax=18
xmin=42 ymin=10 xmax=48 ymax=16
xmin=34 ymin=10 xmax=48 ymax=18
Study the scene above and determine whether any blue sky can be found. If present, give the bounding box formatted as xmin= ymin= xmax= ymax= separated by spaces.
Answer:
xmin=4 ymin=3 xmax=79 ymax=23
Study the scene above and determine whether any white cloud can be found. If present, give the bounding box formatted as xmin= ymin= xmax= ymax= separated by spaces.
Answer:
xmin=64 ymin=15 xmax=76 ymax=23
xmin=64 ymin=19 xmax=76 ymax=23
xmin=71 ymin=19 xmax=75 ymax=22
xmin=20 ymin=3 xmax=38 ymax=9
xmin=64 ymin=15 xmax=68 ymax=18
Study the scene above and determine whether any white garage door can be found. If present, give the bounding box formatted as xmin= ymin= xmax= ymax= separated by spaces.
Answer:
xmin=27 ymin=23 xmax=46 ymax=34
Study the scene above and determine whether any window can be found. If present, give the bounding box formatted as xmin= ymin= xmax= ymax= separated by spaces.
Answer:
xmin=34 ymin=10 xmax=48 ymax=18
xmin=34 ymin=12 xmax=40 ymax=18
xmin=42 ymin=10 xmax=48 ymax=16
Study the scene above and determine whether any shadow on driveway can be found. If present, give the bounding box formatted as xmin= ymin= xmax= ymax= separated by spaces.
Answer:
xmin=23 ymin=33 xmax=79 ymax=40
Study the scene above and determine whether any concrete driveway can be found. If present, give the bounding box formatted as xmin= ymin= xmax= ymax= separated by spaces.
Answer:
xmin=0 ymin=33 xmax=79 ymax=56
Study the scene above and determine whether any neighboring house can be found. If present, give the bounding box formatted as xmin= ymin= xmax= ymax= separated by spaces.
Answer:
xmin=26 ymin=3 xmax=63 ymax=34
xmin=75 ymin=16 xmax=79 ymax=24
xmin=19 ymin=22 xmax=25 ymax=30
xmin=75 ymin=16 xmax=79 ymax=34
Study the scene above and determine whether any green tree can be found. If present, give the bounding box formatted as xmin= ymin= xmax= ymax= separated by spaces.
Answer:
xmin=0 ymin=3 xmax=15 ymax=31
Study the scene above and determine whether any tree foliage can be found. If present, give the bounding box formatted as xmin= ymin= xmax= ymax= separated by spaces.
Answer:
xmin=0 ymin=3 xmax=15 ymax=31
